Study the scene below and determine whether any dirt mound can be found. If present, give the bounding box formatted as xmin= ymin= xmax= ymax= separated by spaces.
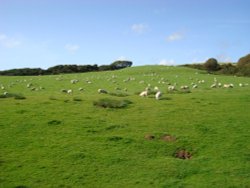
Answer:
xmin=175 ymin=149 xmax=192 ymax=159
xmin=144 ymin=134 xmax=155 ymax=140
xmin=161 ymin=134 xmax=176 ymax=142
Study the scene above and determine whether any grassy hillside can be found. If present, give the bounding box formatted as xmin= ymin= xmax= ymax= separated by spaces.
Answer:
xmin=1 ymin=66 xmax=250 ymax=187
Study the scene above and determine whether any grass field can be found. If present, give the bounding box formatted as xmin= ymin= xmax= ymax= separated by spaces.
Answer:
xmin=1 ymin=66 xmax=250 ymax=187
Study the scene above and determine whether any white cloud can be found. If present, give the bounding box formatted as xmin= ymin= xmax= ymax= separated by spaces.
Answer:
xmin=131 ymin=23 xmax=148 ymax=34
xmin=158 ymin=59 xmax=175 ymax=66
xmin=166 ymin=32 xmax=184 ymax=42
xmin=0 ymin=33 xmax=21 ymax=48
xmin=65 ymin=44 xmax=80 ymax=54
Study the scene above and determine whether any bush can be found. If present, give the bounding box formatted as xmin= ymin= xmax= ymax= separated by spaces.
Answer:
xmin=237 ymin=54 xmax=250 ymax=76
xmin=93 ymin=98 xmax=132 ymax=108
xmin=237 ymin=54 xmax=250 ymax=68
xmin=204 ymin=58 xmax=220 ymax=71
xmin=0 ymin=93 xmax=26 ymax=100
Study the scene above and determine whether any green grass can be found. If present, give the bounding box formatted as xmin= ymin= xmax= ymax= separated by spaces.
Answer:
xmin=0 ymin=65 xmax=250 ymax=187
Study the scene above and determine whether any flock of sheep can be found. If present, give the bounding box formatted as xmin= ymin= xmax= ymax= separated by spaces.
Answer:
xmin=0 ymin=70 xmax=249 ymax=100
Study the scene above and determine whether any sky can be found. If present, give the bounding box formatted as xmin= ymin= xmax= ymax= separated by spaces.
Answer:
xmin=0 ymin=0 xmax=250 ymax=70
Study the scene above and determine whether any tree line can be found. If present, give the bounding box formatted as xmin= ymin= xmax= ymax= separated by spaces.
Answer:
xmin=182 ymin=53 xmax=250 ymax=77
xmin=0 ymin=60 xmax=133 ymax=76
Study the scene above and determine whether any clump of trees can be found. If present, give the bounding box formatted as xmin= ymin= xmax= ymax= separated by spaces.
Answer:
xmin=182 ymin=53 xmax=250 ymax=77
xmin=203 ymin=58 xmax=220 ymax=72
xmin=237 ymin=54 xmax=250 ymax=76
xmin=0 ymin=60 xmax=133 ymax=76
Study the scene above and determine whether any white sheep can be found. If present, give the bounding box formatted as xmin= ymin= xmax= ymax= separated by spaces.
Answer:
xmin=139 ymin=90 xmax=148 ymax=97
xmin=67 ymin=89 xmax=73 ymax=94
xmin=155 ymin=91 xmax=162 ymax=100
xmin=98 ymin=89 xmax=108 ymax=94
xmin=71 ymin=79 xmax=79 ymax=84
xmin=180 ymin=85 xmax=189 ymax=89
xmin=154 ymin=86 xmax=159 ymax=92
xmin=223 ymin=84 xmax=234 ymax=88
xmin=210 ymin=83 xmax=217 ymax=88
xmin=168 ymin=85 xmax=175 ymax=91
xmin=192 ymin=84 xmax=198 ymax=89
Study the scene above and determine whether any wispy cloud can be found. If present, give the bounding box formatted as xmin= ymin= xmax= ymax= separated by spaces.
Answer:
xmin=0 ymin=33 xmax=21 ymax=48
xmin=64 ymin=44 xmax=80 ymax=54
xmin=131 ymin=23 xmax=148 ymax=34
xmin=166 ymin=31 xmax=184 ymax=42
xmin=158 ymin=59 xmax=175 ymax=66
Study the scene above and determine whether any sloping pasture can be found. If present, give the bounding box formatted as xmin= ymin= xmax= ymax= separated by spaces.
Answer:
xmin=1 ymin=66 xmax=250 ymax=187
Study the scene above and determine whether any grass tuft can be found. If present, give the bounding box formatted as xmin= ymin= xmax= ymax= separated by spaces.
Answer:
xmin=47 ymin=120 xmax=62 ymax=126
xmin=93 ymin=98 xmax=132 ymax=108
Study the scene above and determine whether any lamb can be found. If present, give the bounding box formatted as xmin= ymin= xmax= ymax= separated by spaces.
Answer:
xmin=139 ymin=90 xmax=148 ymax=97
xmin=180 ymin=85 xmax=189 ymax=89
xmin=67 ymin=89 xmax=73 ymax=94
xmin=71 ymin=79 xmax=79 ymax=84
xmin=168 ymin=85 xmax=176 ymax=91
xmin=223 ymin=84 xmax=234 ymax=88
xmin=98 ymin=89 xmax=108 ymax=94
xmin=155 ymin=91 xmax=162 ymax=100
xmin=192 ymin=84 xmax=198 ymax=89
xmin=210 ymin=83 xmax=217 ymax=88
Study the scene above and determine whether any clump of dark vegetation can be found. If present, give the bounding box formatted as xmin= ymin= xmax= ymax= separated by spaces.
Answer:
xmin=182 ymin=53 xmax=250 ymax=77
xmin=0 ymin=60 xmax=133 ymax=76
xmin=161 ymin=134 xmax=176 ymax=142
xmin=14 ymin=186 xmax=29 ymax=188
xmin=93 ymin=98 xmax=132 ymax=108
xmin=48 ymin=120 xmax=62 ymax=126
xmin=0 ymin=93 xmax=26 ymax=100
xmin=107 ymin=136 xmax=123 ymax=141
xmin=144 ymin=134 xmax=155 ymax=140
xmin=73 ymin=97 xmax=83 ymax=101
xmin=174 ymin=149 xmax=192 ymax=159
xmin=49 ymin=96 xmax=58 ymax=100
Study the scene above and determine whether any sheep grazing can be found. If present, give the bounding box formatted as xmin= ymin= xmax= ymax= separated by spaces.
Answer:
xmin=223 ymin=84 xmax=234 ymax=88
xmin=98 ymin=89 xmax=108 ymax=94
xmin=192 ymin=84 xmax=198 ymax=89
xmin=239 ymin=83 xmax=243 ymax=87
xmin=71 ymin=79 xmax=79 ymax=84
xmin=78 ymin=87 xmax=84 ymax=91
xmin=27 ymin=83 xmax=32 ymax=88
xmin=210 ymin=83 xmax=217 ymax=88
xmin=168 ymin=85 xmax=176 ymax=91
xmin=3 ymin=91 xmax=8 ymax=96
xmin=154 ymin=86 xmax=159 ymax=92
xmin=180 ymin=85 xmax=189 ymax=90
xmin=155 ymin=91 xmax=162 ymax=100
xmin=67 ymin=89 xmax=73 ymax=94
xmin=139 ymin=90 xmax=148 ymax=97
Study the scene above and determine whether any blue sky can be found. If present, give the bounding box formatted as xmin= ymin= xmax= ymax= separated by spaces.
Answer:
xmin=0 ymin=0 xmax=249 ymax=70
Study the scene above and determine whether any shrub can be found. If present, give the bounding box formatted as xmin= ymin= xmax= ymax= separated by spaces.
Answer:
xmin=0 ymin=93 xmax=26 ymax=100
xmin=204 ymin=58 xmax=220 ymax=71
xmin=73 ymin=97 xmax=82 ymax=101
xmin=93 ymin=98 xmax=132 ymax=108
xmin=237 ymin=54 xmax=250 ymax=76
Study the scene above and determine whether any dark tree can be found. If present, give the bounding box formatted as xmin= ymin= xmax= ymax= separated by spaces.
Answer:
xmin=204 ymin=58 xmax=220 ymax=71
xmin=110 ymin=60 xmax=133 ymax=70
